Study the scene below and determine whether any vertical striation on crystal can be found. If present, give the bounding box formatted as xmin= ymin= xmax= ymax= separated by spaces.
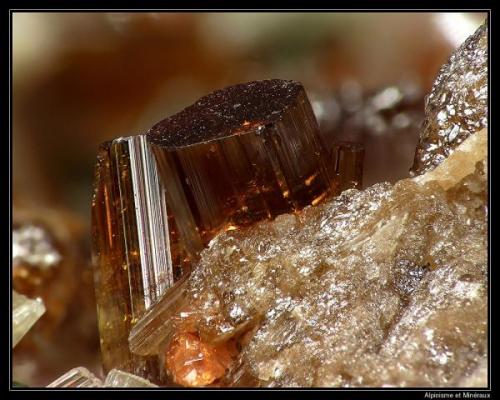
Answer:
xmin=104 ymin=369 xmax=158 ymax=387
xmin=91 ymin=136 xmax=174 ymax=379
xmin=147 ymin=79 xmax=354 ymax=245
xmin=46 ymin=367 xmax=103 ymax=388
xmin=411 ymin=21 xmax=487 ymax=176
xmin=127 ymin=80 xmax=364 ymax=362
xmin=331 ymin=142 xmax=365 ymax=192
xmin=12 ymin=291 xmax=45 ymax=348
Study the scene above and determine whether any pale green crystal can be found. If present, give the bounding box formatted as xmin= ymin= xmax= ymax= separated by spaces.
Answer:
xmin=46 ymin=367 xmax=103 ymax=388
xmin=104 ymin=369 xmax=157 ymax=387
xmin=12 ymin=290 xmax=45 ymax=348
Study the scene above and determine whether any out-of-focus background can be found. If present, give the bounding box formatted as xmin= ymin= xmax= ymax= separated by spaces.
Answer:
xmin=12 ymin=12 xmax=486 ymax=386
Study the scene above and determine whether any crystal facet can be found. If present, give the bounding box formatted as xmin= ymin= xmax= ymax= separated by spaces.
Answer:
xmin=411 ymin=21 xmax=487 ymax=175
xmin=12 ymin=291 xmax=45 ymax=348
xmin=156 ymin=128 xmax=487 ymax=387
xmin=46 ymin=367 xmax=103 ymax=388
xmin=91 ymin=138 xmax=168 ymax=379
xmin=147 ymin=79 xmax=356 ymax=243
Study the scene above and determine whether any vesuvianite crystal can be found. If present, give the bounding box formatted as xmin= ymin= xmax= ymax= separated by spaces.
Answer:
xmin=411 ymin=21 xmax=487 ymax=175
xmin=147 ymin=79 xmax=362 ymax=243
xmin=92 ymin=79 xmax=363 ymax=383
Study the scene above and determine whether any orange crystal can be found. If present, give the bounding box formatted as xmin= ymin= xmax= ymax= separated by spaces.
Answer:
xmin=165 ymin=333 xmax=236 ymax=387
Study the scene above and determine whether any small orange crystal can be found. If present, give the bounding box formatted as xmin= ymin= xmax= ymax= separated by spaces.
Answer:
xmin=165 ymin=332 xmax=236 ymax=387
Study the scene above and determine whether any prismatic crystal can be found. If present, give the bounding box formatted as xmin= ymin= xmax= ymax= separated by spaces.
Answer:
xmin=92 ymin=79 xmax=364 ymax=382
xmin=12 ymin=291 xmax=45 ymax=348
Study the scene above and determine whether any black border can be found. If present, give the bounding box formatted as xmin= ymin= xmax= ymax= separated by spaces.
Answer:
xmin=4 ymin=6 xmax=496 ymax=400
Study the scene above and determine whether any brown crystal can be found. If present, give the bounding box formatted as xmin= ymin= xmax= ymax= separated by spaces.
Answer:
xmin=158 ymin=129 xmax=487 ymax=387
xmin=91 ymin=139 xmax=165 ymax=381
xmin=411 ymin=21 xmax=487 ymax=175
xmin=148 ymin=79 xmax=361 ymax=244
xmin=92 ymin=79 xmax=364 ymax=383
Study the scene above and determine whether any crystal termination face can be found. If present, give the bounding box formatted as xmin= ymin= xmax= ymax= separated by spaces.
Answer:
xmin=411 ymin=21 xmax=487 ymax=175
xmin=149 ymin=80 xmax=307 ymax=148
xmin=147 ymin=79 xmax=356 ymax=245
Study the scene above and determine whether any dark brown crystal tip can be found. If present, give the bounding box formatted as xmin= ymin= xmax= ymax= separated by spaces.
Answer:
xmin=147 ymin=79 xmax=304 ymax=148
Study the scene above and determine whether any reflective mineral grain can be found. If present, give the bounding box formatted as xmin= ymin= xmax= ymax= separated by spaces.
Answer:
xmin=162 ymin=129 xmax=487 ymax=387
xmin=411 ymin=21 xmax=487 ymax=175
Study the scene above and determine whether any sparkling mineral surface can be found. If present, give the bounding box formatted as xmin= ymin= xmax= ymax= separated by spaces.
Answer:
xmin=411 ymin=21 xmax=487 ymax=175
xmin=154 ymin=128 xmax=487 ymax=387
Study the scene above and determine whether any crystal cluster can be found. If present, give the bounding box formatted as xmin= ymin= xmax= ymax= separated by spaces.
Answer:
xmin=12 ymin=291 xmax=45 ymax=348
xmin=411 ymin=21 xmax=487 ymax=175
xmin=144 ymin=128 xmax=487 ymax=387
xmin=91 ymin=79 xmax=363 ymax=381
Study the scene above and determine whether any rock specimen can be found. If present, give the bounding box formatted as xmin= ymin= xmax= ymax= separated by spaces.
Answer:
xmin=149 ymin=128 xmax=487 ymax=387
xmin=98 ymin=21 xmax=488 ymax=388
xmin=12 ymin=291 xmax=45 ymax=348
xmin=92 ymin=79 xmax=363 ymax=381
xmin=411 ymin=21 xmax=487 ymax=175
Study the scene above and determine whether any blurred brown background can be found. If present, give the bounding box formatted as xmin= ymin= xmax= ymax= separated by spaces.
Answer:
xmin=12 ymin=12 xmax=486 ymax=386
xmin=13 ymin=12 xmax=486 ymax=217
